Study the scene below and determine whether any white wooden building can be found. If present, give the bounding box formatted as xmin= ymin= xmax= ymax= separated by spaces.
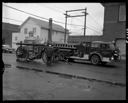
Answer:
xmin=12 ymin=17 xmax=69 ymax=50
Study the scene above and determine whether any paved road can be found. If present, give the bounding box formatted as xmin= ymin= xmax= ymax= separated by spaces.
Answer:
xmin=3 ymin=53 xmax=126 ymax=84
xmin=2 ymin=53 xmax=126 ymax=100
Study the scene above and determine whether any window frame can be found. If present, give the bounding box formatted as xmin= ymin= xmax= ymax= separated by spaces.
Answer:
xmin=24 ymin=28 xmax=28 ymax=34
xmin=33 ymin=27 xmax=36 ymax=35
xmin=91 ymin=43 xmax=100 ymax=48
xmin=119 ymin=5 xmax=126 ymax=22
xmin=15 ymin=36 xmax=18 ymax=41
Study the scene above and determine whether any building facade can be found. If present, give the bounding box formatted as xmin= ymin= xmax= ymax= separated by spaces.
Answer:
xmin=2 ymin=22 xmax=20 ymax=47
xmin=12 ymin=17 xmax=69 ymax=49
xmin=102 ymin=3 xmax=126 ymax=57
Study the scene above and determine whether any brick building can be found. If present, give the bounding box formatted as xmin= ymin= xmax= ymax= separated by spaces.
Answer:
xmin=102 ymin=3 xmax=126 ymax=56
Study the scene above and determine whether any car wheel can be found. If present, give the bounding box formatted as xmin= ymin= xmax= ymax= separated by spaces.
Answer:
xmin=16 ymin=47 xmax=28 ymax=62
xmin=91 ymin=55 xmax=100 ymax=65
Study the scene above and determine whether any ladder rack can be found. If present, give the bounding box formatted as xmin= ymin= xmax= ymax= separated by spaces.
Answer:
xmin=52 ymin=43 xmax=76 ymax=49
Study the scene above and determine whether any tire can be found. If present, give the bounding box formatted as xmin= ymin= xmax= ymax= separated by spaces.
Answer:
xmin=91 ymin=54 xmax=101 ymax=65
xmin=16 ymin=47 xmax=28 ymax=62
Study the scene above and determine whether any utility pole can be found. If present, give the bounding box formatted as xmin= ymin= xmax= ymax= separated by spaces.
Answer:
xmin=48 ymin=18 xmax=52 ymax=43
xmin=64 ymin=11 xmax=67 ymax=43
xmin=83 ymin=8 xmax=88 ymax=37
xmin=64 ymin=8 xmax=88 ymax=43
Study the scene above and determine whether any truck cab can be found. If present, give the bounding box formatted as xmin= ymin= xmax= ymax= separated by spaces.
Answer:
xmin=70 ymin=41 xmax=120 ymax=65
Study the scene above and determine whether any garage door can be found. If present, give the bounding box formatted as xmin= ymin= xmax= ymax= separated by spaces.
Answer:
xmin=116 ymin=39 xmax=126 ymax=55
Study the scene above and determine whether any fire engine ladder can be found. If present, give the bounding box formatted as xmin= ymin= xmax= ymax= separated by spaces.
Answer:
xmin=52 ymin=43 xmax=76 ymax=49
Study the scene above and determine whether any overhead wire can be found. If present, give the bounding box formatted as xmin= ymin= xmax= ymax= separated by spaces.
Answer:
xmin=41 ymin=4 xmax=64 ymax=14
xmin=75 ymin=17 xmax=103 ymax=32
xmin=88 ymin=14 xmax=103 ymax=29
xmin=3 ymin=17 xmax=24 ymax=22
xmin=3 ymin=4 xmax=103 ymax=35
xmin=3 ymin=4 xmax=49 ymax=21
xmin=3 ymin=4 xmax=85 ymax=27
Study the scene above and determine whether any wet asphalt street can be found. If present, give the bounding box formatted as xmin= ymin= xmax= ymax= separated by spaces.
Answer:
xmin=2 ymin=53 xmax=126 ymax=100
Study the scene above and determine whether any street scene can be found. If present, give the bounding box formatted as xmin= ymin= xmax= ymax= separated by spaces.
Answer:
xmin=2 ymin=3 xmax=126 ymax=100
xmin=3 ymin=53 xmax=126 ymax=100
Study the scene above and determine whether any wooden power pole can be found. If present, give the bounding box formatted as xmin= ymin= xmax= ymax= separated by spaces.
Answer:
xmin=48 ymin=18 xmax=52 ymax=43
xmin=64 ymin=8 xmax=88 ymax=43
xmin=83 ymin=8 xmax=88 ymax=37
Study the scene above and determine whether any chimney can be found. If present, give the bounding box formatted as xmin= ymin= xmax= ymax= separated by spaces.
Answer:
xmin=48 ymin=18 xmax=52 ymax=43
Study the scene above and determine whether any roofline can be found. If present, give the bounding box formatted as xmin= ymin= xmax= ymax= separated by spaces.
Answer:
xmin=101 ymin=3 xmax=124 ymax=7
xmin=20 ymin=17 xmax=67 ymax=33
xmin=20 ymin=17 xmax=31 ymax=29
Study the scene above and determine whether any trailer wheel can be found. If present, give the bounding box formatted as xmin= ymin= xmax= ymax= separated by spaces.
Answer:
xmin=42 ymin=52 xmax=47 ymax=63
xmin=16 ymin=47 xmax=28 ymax=62
xmin=91 ymin=54 xmax=100 ymax=65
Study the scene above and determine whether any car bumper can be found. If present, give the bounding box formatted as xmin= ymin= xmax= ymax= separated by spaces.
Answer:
xmin=102 ymin=56 xmax=121 ymax=62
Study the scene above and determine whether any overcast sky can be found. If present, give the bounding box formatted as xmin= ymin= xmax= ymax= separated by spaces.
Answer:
xmin=2 ymin=3 xmax=104 ymax=36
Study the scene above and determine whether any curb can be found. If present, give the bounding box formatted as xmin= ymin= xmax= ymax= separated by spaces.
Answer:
xmin=16 ymin=65 xmax=126 ymax=87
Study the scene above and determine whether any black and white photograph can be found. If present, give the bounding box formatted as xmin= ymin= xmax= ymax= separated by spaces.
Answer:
xmin=2 ymin=2 xmax=126 ymax=100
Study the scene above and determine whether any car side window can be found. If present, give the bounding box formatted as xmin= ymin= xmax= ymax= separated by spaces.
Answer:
xmin=100 ymin=44 xmax=109 ymax=49
xmin=91 ymin=43 xmax=99 ymax=48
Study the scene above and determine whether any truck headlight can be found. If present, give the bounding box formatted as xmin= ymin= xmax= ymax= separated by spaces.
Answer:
xmin=111 ymin=56 xmax=114 ymax=60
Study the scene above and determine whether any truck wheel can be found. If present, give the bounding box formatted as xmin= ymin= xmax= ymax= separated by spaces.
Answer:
xmin=91 ymin=55 xmax=100 ymax=65
xmin=16 ymin=47 xmax=28 ymax=62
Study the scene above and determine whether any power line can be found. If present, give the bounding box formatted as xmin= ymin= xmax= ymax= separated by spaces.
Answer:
xmin=75 ymin=17 xmax=103 ymax=31
xmin=51 ymin=5 xmax=66 ymax=12
xmin=3 ymin=16 xmax=102 ymax=35
xmin=88 ymin=14 xmax=103 ymax=29
xmin=73 ymin=18 xmax=103 ymax=34
xmin=3 ymin=4 xmax=49 ymax=21
xmin=3 ymin=4 xmax=102 ymax=34
xmin=74 ymin=12 xmax=103 ymax=31
xmin=3 ymin=17 xmax=23 ymax=22
xmin=42 ymin=5 xmax=64 ymax=14
xmin=3 ymin=4 xmax=84 ymax=27
xmin=85 ymin=26 xmax=102 ymax=35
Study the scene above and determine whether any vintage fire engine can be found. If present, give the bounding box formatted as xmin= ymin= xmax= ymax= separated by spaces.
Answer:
xmin=16 ymin=40 xmax=120 ymax=65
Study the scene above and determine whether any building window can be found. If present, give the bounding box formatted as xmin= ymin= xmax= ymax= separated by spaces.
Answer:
xmin=119 ymin=5 xmax=126 ymax=21
xmin=15 ymin=36 xmax=18 ymax=41
xmin=91 ymin=43 xmax=99 ymax=48
xmin=24 ymin=28 xmax=28 ymax=34
xmin=29 ymin=31 xmax=33 ymax=37
xmin=2 ymin=38 xmax=5 ymax=44
xmin=33 ymin=28 xmax=36 ymax=35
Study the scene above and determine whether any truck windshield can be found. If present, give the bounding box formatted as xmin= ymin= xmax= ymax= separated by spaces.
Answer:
xmin=109 ymin=43 xmax=115 ymax=50
xmin=100 ymin=43 xmax=115 ymax=50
